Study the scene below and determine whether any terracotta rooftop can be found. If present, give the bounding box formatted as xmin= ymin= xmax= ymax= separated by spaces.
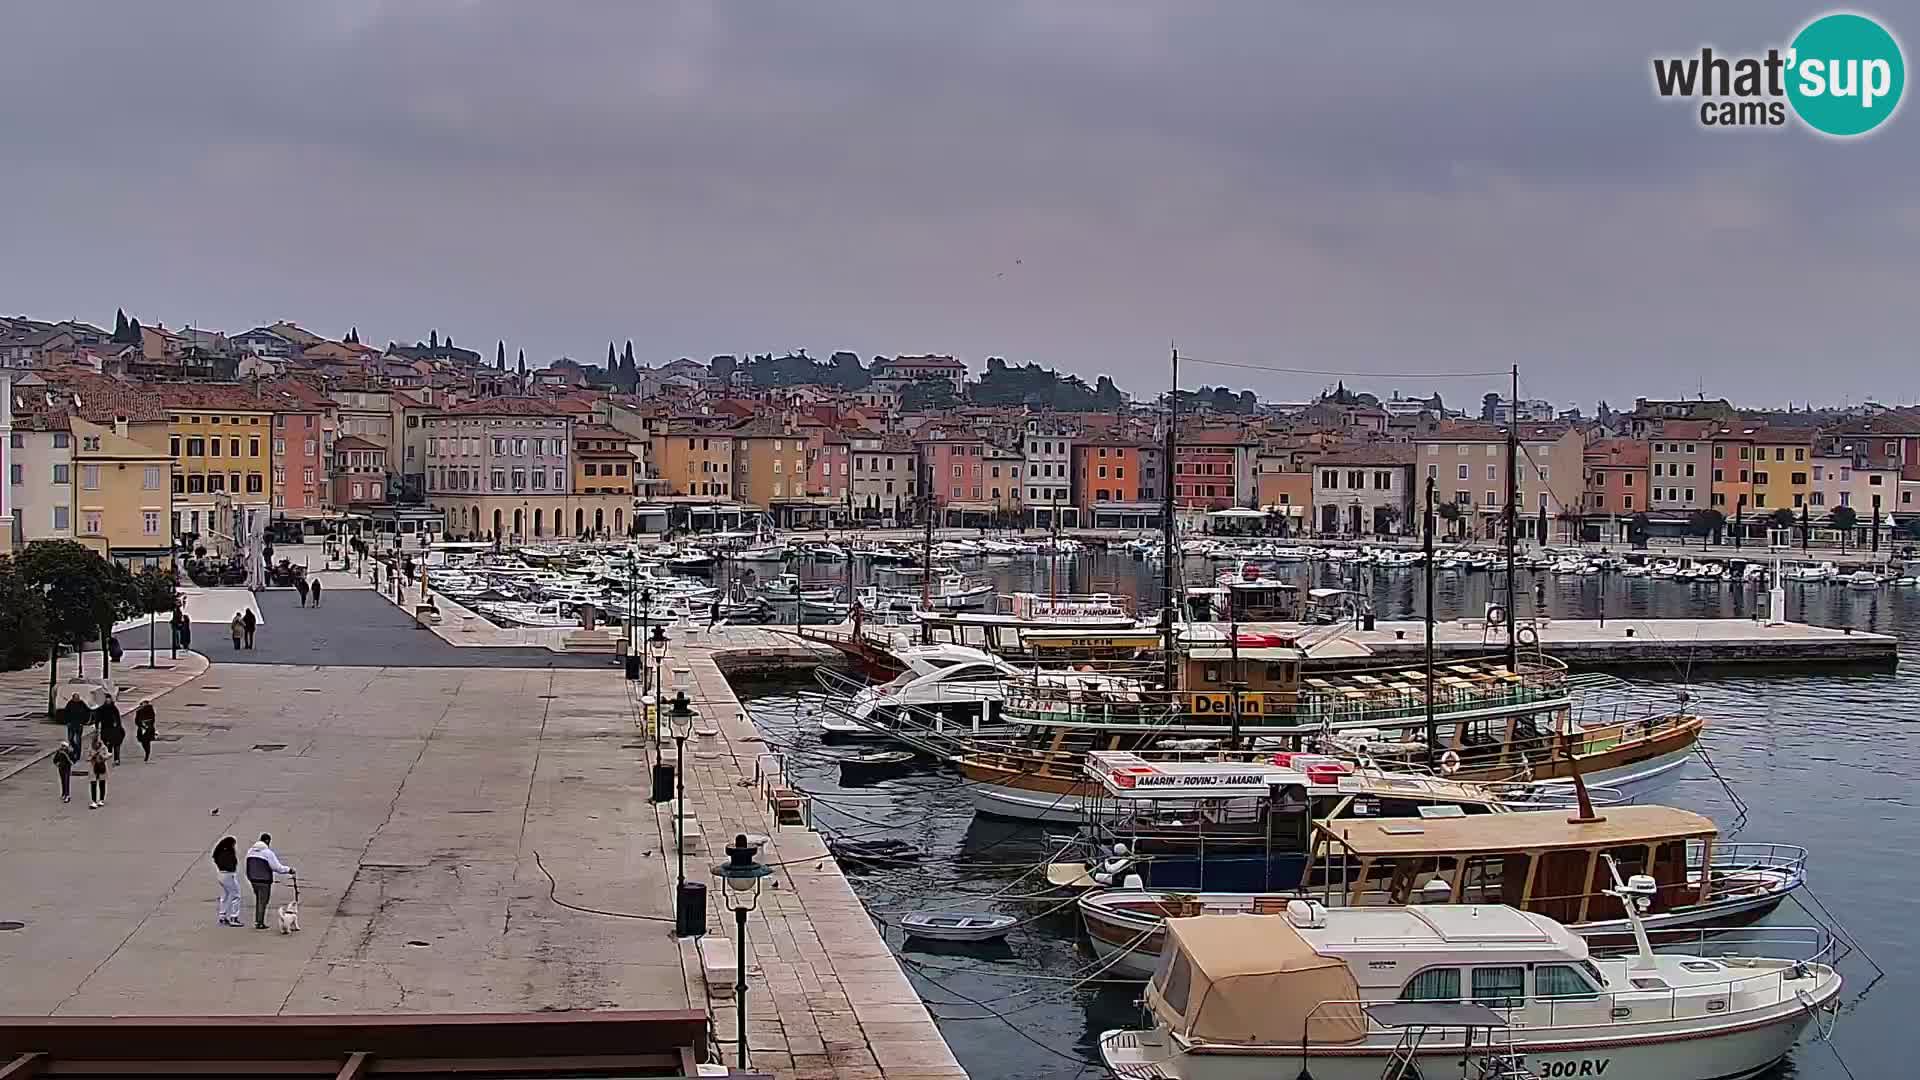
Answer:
xmin=436 ymin=396 xmax=576 ymax=418
xmin=332 ymin=435 xmax=384 ymax=452
xmin=1585 ymin=438 xmax=1650 ymax=466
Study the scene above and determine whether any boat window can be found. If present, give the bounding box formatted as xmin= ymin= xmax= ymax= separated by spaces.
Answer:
xmin=1399 ymin=967 xmax=1460 ymax=1002
xmin=1580 ymin=960 xmax=1608 ymax=988
xmin=1153 ymin=948 xmax=1194 ymax=1014
xmin=1535 ymin=964 xmax=1600 ymax=1000
xmin=947 ymin=665 xmax=1008 ymax=682
xmin=1471 ymin=966 xmax=1525 ymax=1008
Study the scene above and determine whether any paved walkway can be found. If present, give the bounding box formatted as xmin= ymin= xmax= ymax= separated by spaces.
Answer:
xmin=191 ymin=590 xmax=608 ymax=669
xmin=0 ymin=660 xmax=687 ymax=1018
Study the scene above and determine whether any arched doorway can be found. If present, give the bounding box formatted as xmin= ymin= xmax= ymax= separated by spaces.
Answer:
xmin=512 ymin=509 xmax=523 ymax=537
xmin=493 ymin=508 xmax=503 ymax=539
xmin=594 ymin=507 xmax=604 ymax=534
xmin=575 ymin=508 xmax=584 ymax=536
xmin=614 ymin=508 xmax=624 ymax=535
xmin=472 ymin=506 xmax=481 ymax=539
xmin=1320 ymin=505 xmax=1339 ymax=535
xmin=534 ymin=508 xmax=543 ymax=537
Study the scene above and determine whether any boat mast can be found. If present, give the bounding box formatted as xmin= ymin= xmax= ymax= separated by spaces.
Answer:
xmin=1423 ymin=475 xmax=1437 ymax=767
xmin=1161 ymin=345 xmax=1179 ymax=693
xmin=1504 ymin=363 xmax=1519 ymax=672
xmin=921 ymin=462 xmax=935 ymax=644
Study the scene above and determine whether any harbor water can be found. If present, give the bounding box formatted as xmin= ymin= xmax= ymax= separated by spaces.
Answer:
xmin=736 ymin=550 xmax=1910 ymax=1080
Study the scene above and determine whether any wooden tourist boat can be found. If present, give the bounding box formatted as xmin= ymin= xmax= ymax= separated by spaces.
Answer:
xmin=1080 ymin=803 xmax=1807 ymax=980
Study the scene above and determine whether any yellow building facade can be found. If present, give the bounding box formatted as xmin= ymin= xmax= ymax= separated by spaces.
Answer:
xmin=651 ymin=427 xmax=736 ymax=499
xmin=70 ymin=416 xmax=174 ymax=563
xmin=163 ymin=393 xmax=272 ymax=542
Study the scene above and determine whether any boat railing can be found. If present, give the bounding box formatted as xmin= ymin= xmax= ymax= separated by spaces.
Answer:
xmin=1279 ymin=928 xmax=1837 ymax=1049
xmin=1692 ymin=842 xmax=1810 ymax=884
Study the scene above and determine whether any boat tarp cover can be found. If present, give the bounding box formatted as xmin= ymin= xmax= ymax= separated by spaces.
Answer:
xmin=1147 ymin=914 xmax=1366 ymax=1046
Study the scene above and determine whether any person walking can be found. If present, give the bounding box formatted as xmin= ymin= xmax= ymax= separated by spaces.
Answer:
xmin=242 ymin=608 xmax=257 ymax=650
xmin=212 ymin=836 xmax=243 ymax=926
xmin=230 ymin=612 xmax=245 ymax=650
xmin=244 ymin=833 xmax=296 ymax=929
xmin=709 ymin=598 xmax=721 ymax=628
xmin=86 ymin=736 xmax=109 ymax=809
xmin=61 ymin=693 xmax=90 ymax=758
xmin=295 ymin=576 xmax=310 ymax=607
xmin=134 ymin=699 xmax=157 ymax=762
xmin=309 ymin=577 xmax=322 ymax=608
xmin=52 ymin=743 xmax=74 ymax=803
xmin=172 ymin=606 xmax=192 ymax=653
xmin=97 ymin=697 xmax=125 ymax=765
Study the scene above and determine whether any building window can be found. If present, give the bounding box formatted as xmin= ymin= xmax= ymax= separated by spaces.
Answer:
xmin=144 ymin=511 xmax=161 ymax=536
xmin=53 ymin=506 xmax=70 ymax=531
xmin=52 ymin=464 xmax=70 ymax=484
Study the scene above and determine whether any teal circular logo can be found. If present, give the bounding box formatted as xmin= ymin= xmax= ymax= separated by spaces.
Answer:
xmin=1787 ymin=12 xmax=1905 ymax=137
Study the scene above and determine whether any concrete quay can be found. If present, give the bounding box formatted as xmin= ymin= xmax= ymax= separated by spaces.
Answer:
xmin=1314 ymin=616 xmax=1899 ymax=670
xmin=0 ymin=582 xmax=963 ymax=1079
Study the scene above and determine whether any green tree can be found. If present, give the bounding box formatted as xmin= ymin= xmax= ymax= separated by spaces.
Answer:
xmin=130 ymin=564 xmax=182 ymax=666
xmin=1627 ymin=511 xmax=1651 ymax=547
xmin=1436 ymin=501 xmax=1463 ymax=538
xmin=17 ymin=540 xmax=134 ymax=715
xmin=1830 ymin=505 xmax=1859 ymax=552
xmin=900 ymin=380 xmax=960 ymax=412
xmin=497 ymin=340 xmax=506 ymax=370
xmin=1688 ymin=508 xmax=1725 ymax=548
xmin=112 ymin=308 xmax=129 ymax=340
xmin=0 ymin=555 xmax=49 ymax=672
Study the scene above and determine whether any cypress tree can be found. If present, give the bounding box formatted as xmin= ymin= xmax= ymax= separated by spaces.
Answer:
xmin=497 ymin=340 xmax=506 ymax=369
xmin=607 ymin=342 xmax=617 ymax=370
xmin=113 ymin=309 xmax=129 ymax=340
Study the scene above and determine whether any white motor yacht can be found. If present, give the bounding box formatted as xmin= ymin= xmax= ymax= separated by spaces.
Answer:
xmin=1100 ymin=877 xmax=1841 ymax=1080
xmin=817 ymin=644 xmax=1022 ymax=741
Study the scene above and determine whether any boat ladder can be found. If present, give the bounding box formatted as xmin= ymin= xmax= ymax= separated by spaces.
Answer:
xmin=1377 ymin=1027 xmax=1428 ymax=1080
xmin=1472 ymin=1025 xmax=1540 ymax=1080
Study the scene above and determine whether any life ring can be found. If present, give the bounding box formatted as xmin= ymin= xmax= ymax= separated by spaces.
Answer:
xmin=1485 ymin=604 xmax=1506 ymax=627
xmin=1516 ymin=624 xmax=1540 ymax=647
xmin=1440 ymin=750 xmax=1462 ymax=776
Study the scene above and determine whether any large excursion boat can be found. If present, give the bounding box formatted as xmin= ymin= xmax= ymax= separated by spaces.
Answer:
xmin=953 ymin=634 xmax=1700 ymax=823
xmin=815 ymin=643 xmax=1022 ymax=742
xmin=1099 ymin=896 xmax=1841 ymax=1080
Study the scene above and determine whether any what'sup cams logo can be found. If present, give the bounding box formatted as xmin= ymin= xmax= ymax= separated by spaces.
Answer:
xmin=1653 ymin=11 xmax=1904 ymax=137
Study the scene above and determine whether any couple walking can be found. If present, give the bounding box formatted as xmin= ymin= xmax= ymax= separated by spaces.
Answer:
xmin=211 ymin=833 xmax=297 ymax=929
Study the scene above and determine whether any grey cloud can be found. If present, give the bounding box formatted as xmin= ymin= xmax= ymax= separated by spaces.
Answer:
xmin=1 ymin=1 xmax=1914 ymax=405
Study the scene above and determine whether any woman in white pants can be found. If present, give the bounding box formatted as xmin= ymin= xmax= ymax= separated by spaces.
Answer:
xmin=211 ymin=836 xmax=243 ymax=926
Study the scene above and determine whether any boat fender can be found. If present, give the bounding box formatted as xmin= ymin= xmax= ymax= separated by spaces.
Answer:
xmin=1516 ymin=624 xmax=1540 ymax=646
xmin=1440 ymin=750 xmax=1462 ymax=776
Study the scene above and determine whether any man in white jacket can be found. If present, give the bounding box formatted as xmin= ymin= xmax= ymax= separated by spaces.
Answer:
xmin=243 ymin=833 xmax=296 ymax=930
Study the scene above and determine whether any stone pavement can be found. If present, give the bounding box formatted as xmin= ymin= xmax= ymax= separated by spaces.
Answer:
xmin=633 ymin=626 xmax=967 ymax=1080
xmin=0 ymin=659 xmax=689 ymax=1019
xmin=0 ymin=648 xmax=211 ymax=785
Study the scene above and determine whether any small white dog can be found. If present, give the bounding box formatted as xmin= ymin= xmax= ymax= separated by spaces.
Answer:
xmin=278 ymin=896 xmax=301 ymax=934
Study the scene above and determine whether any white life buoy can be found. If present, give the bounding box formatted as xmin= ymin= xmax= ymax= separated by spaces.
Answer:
xmin=1485 ymin=604 xmax=1506 ymax=627
xmin=1440 ymin=750 xmax=1462 ymax=776
xmin=1517 ymin=624 xmax=1540 ymax=646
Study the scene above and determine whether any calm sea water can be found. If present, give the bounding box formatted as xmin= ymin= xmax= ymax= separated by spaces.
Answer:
xmin=736 ymin=552 xmax=1910 ymax=1080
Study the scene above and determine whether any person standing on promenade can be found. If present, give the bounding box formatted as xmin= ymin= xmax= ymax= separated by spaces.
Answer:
xmin=230 ymin=612 xmax=245 ymax=650
xmin=86 ymin=736 xmax=109 ymax=809
xmin=97 ymin=697 xmax=125 ymax=765
xmin=310 ymin=577 xmax=322 ymax=608
xmin=211 ymin=836 xmax=242 ymax=926
xmin=61 ymin=693 xmax=90 ymax=758
xmin=172 ymin=606 xmax=192 ymax=653
xmin=295 ymin=576 xmax=310 ymax=607
xmin=134 ymin=699 xmax=157 ymax=761
xmin=242 ymin=608 xmax=257 ymax=649
xmin=244 ymin=833 xmax=296 ymax=929
xmin=52 ymin=744 xmax=74 ymax=803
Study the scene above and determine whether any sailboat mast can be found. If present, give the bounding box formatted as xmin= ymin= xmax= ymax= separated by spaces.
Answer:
xmin=1161 ymin=345 xmax=1179 ymax=693
xmin=1424 ymin=475 xmax=1437 ymax=767
xmin=1505 ymin=364 xmax=1519 ymax=671
xmin=922 ymin=462 xmax=935 ymax=643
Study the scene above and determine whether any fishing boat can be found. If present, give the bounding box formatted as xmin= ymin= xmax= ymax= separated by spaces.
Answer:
xmin=1098 ymin=891 xmax=1842 ymax=1080
xmin=757 ymin=573 xmax=838 ymax=602
xmin=899 ymin=910 xmax=1017 ymax=942
xmin=893 ymin=572 xmax=995 ymax=612
xmin=1079 ymin=803 xmax=1806 ymax=979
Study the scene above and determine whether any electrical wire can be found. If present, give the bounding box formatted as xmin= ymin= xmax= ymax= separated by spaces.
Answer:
xmin=532 ymin=849 xmax=675 ymax=924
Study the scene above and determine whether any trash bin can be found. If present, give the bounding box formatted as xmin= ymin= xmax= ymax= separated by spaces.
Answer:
xmin=651 ymin=761 xmax=675 ymax=803
xmin=625 ymin=654 xmax=642 ymax=681
xmin=676 ymin=880 xmax=708 ymax=937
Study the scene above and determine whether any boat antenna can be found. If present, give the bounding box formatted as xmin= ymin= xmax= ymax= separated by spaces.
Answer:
xmin=1504 ymin=364 xmax=1519 ymax=672
xmin=1161 ymin=344 xmax=1178 ymax=693
xmin=1423 ymin=475 xmax=1437 ymax=767
xmin=1601 ymin=853 xmax=1659 ymax=972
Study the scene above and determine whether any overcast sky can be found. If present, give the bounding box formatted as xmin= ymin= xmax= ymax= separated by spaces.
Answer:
xmin=3 ymin=2 xmax=1914 ymax=409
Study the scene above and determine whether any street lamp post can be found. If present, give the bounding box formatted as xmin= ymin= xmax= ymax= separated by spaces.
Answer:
xmin=647 ymin=624 xmax=673 ymax=802
xmin=670 ymin=690 xmax=695 ymax=929
xmin=638 ymin=589 xmax=653 ymax=694
xmin=712 ymin=835 xmax=773 ymax=1070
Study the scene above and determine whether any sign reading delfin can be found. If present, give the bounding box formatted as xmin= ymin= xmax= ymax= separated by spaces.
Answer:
xmin=1187 ymin=691 xmax=1283 ymax=717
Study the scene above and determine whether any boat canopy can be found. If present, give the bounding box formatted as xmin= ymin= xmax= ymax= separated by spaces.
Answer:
xmin=1320 ymin=804 xmax=1717 ymax=857
xmin=1146 ymin=914 xmax=1367 ymax=1047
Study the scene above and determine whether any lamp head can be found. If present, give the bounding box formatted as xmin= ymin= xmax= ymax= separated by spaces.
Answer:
xmin=712 ymin=833 xmax=771 ymax=911
xmin=670 ymin=690 xmax=694 ymax=721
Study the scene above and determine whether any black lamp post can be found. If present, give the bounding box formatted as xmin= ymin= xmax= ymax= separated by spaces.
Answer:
xmin=712 ymin=835 xmax=772 ymax=1070
xmin=638 ymin=588 xmax=653 ymax=693
xmin=647 ymin=624 xmax=673 ymax=802
xmin=669 ymin=690 xmax=700 ymax=936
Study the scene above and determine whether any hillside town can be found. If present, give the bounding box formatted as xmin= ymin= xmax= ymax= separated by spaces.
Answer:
xmin=4 ymin=310 xmax=1919 ymax=562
